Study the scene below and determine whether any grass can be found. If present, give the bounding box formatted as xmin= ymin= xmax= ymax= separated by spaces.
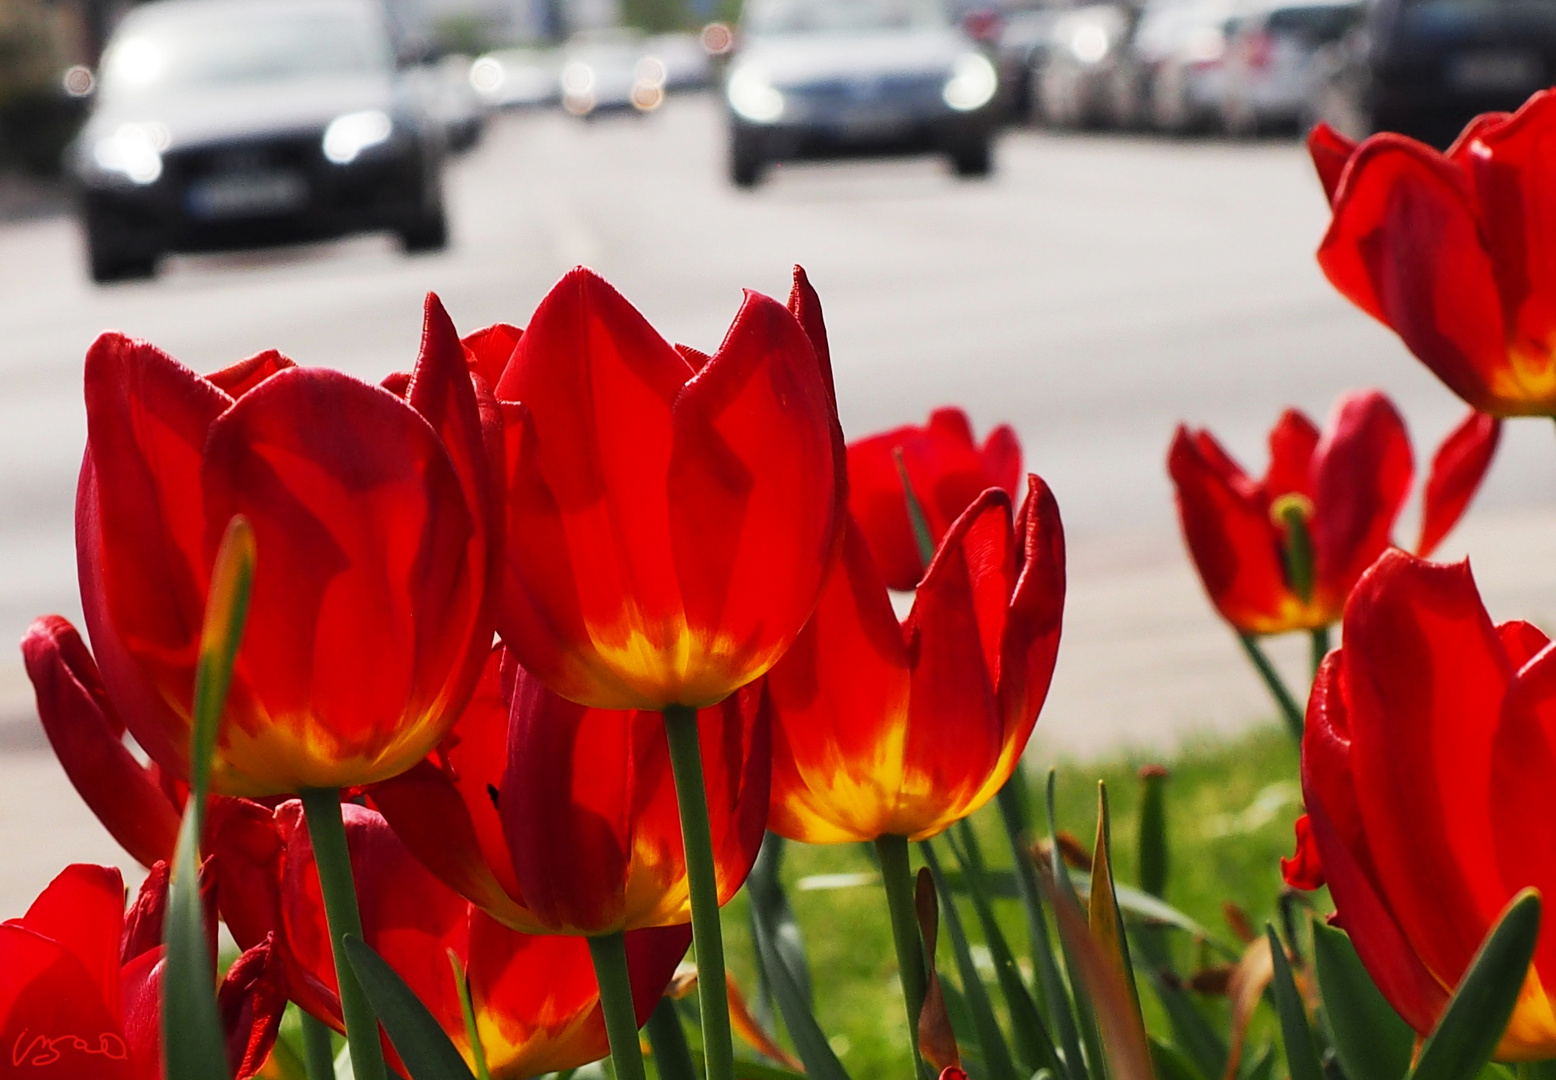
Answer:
xmin=718 ymin=721 xmax=1308 ymax=1079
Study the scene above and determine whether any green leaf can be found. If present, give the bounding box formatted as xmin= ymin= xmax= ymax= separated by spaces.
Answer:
xmin=920 ymin=840 xmax=1021 ymax=1080
xmin=343 ymin=935 xmax=477 ymax=1080
xmin=1148 ymin=1037 xmax=1208 ymax=1080
xmin=164 ymin=807 xmax=232 ymax=1080
xmin=750 ymin=890 xmax=853 ymax=1080
xmin=747 ymin=832 xmax=813 ymax=1021
xmin=646 ymin=997 xmax=699 ymax=1080
xmin=1089 ymin=782 xmax=1144 ymax=1028
xmin=995 ymin=778 xmax=1086 ymax=1080
xmin=1242 ymin=1042 xmax=1276 ymax=1080
xmin=1311 ymin=920 xmax=1413 ymax=1080
xmin=689 ymin=1052 xmax=809 ymax=1080
xmin=945 ymin=823 xmax=1065 ymax=1079
xmin=1144 ymin=971 xmax=1228 ymax=1080
xmin=1137 ymin=767 xmax=1170 ymax=899
xmin=1265 ymin=926 xmax=1322 ymax=1080
xmin=1048 ymin=772 xmax=1106 ymax=1080
xmin=1410 ymin=890 xmax=1542 ymax=1080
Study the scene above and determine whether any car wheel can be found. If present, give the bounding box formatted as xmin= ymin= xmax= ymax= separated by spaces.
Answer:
xmin=949 ymin=138 xmax=993 ymax=178
xmin=729 ymin=130 xmax=765 ymax=188
xmin=84 ymin=213 xmax=157 ymax=284
xmin=399 ymin=197 xmax=449 ymax=253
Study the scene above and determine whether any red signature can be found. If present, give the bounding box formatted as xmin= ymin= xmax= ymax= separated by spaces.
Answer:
xmin=11 ymin=1029 xmax=128 ymax=1067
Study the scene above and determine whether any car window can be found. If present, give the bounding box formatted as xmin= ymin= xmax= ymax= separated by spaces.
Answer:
xmin=742 ymin=0 xmax=951 ymax=36
xmin=1266 ymin=4 xmax=1363 ymax=38
xmin=100 ymin=5 xmax=392 ymax=99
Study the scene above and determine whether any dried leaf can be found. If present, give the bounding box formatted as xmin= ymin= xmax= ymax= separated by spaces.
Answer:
xmin=915 ymin=868 xmax=961 ymax=1073
xmin=727 ymin=971 xmax=804 ymax=1072
xmin=1222 ymin=937 xmax=1274 ymax=1080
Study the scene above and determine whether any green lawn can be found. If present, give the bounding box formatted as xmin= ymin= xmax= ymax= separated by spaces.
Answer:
xmin=718 ymin=722 xmax=1308 ymax=1079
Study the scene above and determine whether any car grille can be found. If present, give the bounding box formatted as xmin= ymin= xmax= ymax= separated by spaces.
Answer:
xmin=165 ymin=134 xmax=323 ymax=181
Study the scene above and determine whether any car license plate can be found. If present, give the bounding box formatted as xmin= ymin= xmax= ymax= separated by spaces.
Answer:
xmin=1448 ymin=51 xmax=1542 ymax=92
xmin=186 ymin=170 xmax=307 ymax=220
xmin=840 ymin=107 xmax=910 ymax=137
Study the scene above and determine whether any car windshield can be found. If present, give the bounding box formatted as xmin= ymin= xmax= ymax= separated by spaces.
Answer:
xmin=99 ymin=4 xmax=392 ymax=100
xmin=1265 ymin=4 xmax=1362 ymax=38
xmin=742 ymin=0 xmax=950 ymax=36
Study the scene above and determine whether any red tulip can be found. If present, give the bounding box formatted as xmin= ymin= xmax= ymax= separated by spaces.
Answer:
xmin=1312 ymin=91 xmax=1556 ymax=416
xmin=1285 ymin=550 xmax=1556 ymax=1057
xmin=765 ymin=476 xmax=1065 ymax=843
xmin=1169 ymin=390 xmax=1497 ymax=635
xmin=467 ymin=266 xmax=845 ymax=710
xmin=74 ymin=294 xmax=496 ymax=796
xmin=371 ymin=646 xmax=770 ymax=935
xmin=0 ymin=863 xmax=283 ymax=1080
xmin=211 ymin=799 xmax=690 ymax=1079
xmin=847 ymin=408 xmax=1021 ymax=590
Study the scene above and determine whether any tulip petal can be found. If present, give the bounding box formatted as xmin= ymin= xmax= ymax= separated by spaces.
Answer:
xmin=217 ymin=937 xmax=286 ymax=1079
xmin=667 ymin=288 xmax=842 ymax=706
xmin=1460 ymin=92 xmax=1556 ymax=409
xmin=118 ymin=945 xmax=162 ymax=1080
xmin=1342 ymin=551 xmax=1511 ymax=989
xmin=1318 ymin=138 xmax=1512 ymax=414
xmin=767 ymin=518 xmax=914 ymax=843
xmin=787 ymin=265 xmax=837 ymax=414
xmin=1417 ymin=410 xmax=1501 ymax=557
xmin=1280 ymin=814 xmax=1324 ymax=891
xmin=17 ymin=863 xmax=126 ymax=1020
xmin=205 ymin=349 xmax=295 ymax=398
xmin=0 ymin=922 xmax=134 ymax=1079
xmin=982 ymin=426 xmax=1023 ymax=498
xmin=200 ymin=368 xmax=479 ymax=794
xmin=1168 ymin=426 xmax=1293 ymax=633
xmin=461 ymin=322 xmax=523 ymax=391
xmin=79 ymin=333 xmax=232 ymax=775
xmin=1310 ymin=390 xmax=1412 ymax=601
xmin=1261 ymin=409 xmax=1321 ymax=501
xmin=120 ymin=862 xmax=169 ymax=964
xmin=22 ymin=616 xmax=181 ymax=869
xmin=1308 ymin=123 xmax=1357 ymax=206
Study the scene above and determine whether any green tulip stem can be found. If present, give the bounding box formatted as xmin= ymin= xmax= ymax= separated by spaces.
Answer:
xmin=299 ymin=1011 xmax=336 ymax=1080
xmin=300 ymin=788 xmax=388 ymax=1080
xmin=875 ymin=833 xmax=928 ymax=1079
xmin=1237 ymin=633 xmax=1305 ymax=741
xmin=662 ymin=703 xmax=733 ymax=1080
xmin=1310 ymin=624 xmax=1331 ymax=680
xmin=588 ymin=932 xmax=648 ymax=1080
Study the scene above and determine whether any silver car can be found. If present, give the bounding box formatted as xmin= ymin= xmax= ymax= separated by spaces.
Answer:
xmin=1219 ymin=0 xmax=1365 ymax=133
xmin=723 ymin=0 xmax=1001 ymax=186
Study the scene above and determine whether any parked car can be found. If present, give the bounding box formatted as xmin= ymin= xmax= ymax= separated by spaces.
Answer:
xmin=1219 ymin=0 xmax=1365 ymax=132
xmin=995 ymin=6 xmax=1061 ymax=122
xmin=469 ymin=46 xmax=562 ymax=109
xmin=408 ymin=52 xmax=487 ymax=151
xmin=1127 ymin=0 xmax=1242 ymax=132
xmin=1034 ymin=3 xmax=1135 ymax=127
xmin=723 ymin=0 xmax=1002 ymax=186
xmin=559 ymin=28 xmax=666 ymax=116
xmin=69 ymin=0 xmax=447 ymax=283
xmin=643 ymin=31 xmax=715 ymax=89
xmin=1313 ymin=0 xmax=1556 ymax=146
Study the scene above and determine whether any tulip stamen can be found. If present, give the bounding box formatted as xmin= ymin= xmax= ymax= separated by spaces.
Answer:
xmin=1270 ymin=494 xmax=1316 ymax=606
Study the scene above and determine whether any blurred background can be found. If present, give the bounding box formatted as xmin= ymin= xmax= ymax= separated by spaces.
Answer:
xmin=1 ymin=0 xmax=1555 ymax=907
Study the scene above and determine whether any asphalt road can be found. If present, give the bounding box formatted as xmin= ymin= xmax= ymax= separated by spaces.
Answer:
xmin=3 ymin=90 xmax=1556 ymax=910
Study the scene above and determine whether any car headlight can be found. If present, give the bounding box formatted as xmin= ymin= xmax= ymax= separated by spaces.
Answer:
xmin=727 ymin=65 xmax=784 ymax=123
xmin=1071 ymin=25 xmax=1110 ymax=64
xmin=943 ymin=52 xmax=997 ymax=111
xmin=92 ymin=122 xmax=169 ymax=184
xmin=322 ymin=110 xmax=392 ymax=165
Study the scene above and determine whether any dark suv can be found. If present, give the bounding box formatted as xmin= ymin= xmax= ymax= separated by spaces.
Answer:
xmin=69 ymin=0 xmax=448 ymax=283
xmin=1314 ymin=0 xmax=1556 ymax=146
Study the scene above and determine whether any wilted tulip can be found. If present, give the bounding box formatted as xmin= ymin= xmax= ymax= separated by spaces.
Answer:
xmin=1286 ymin=550 xmax=1556 ymax=1058
xmin=73 ymin=295 xmax=495 ymax=796
xmin=1312 ymin=91 xmax=1556 ymax=416
xmin=846 ymin=407 xmax=1021 ymax=590
xmin=371 ymin=646 xmax=770 ymax=936
xmin=0 ymin=863 xmax=283 ymax=1080
xmin=1169 ymin=390 xmax=1497 ymax=636
xmin=467 ymin=265 xmax=845 ymax=712
xmin=765 ymin=476 xmax=1065 ymax=844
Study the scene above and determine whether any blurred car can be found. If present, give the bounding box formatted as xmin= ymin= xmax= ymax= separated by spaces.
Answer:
xmin=469 ymin=46 xmax=562 ymax=108
xmin=1313 ymin=0 xmax=1556 ymax=147
xmin=723 ymin=0 xmax=1002 ymax=187
xmin=407 ymin=53 xmax=487 ymax=151
xmin=994 ymin=7 xmax=1061 ymax=121
xmin=559 ymin=28 xmax=668 ymax=117
xmin=1219 ymin=0 xmax=1364 ymax=132
xmin=643 ymin=31 xmax=715 ymax=89
xmin=1123 ymin=0 xmax=1241 ymax=133
xmin=1034 ymin=3 xmax=1135 ymax=127
xmin=69 ymin=0 xmax=448 ymax=283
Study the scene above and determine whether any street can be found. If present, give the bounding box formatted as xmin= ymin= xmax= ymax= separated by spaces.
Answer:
xmin=3 ymin=91 xmax=1555 ymax=908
